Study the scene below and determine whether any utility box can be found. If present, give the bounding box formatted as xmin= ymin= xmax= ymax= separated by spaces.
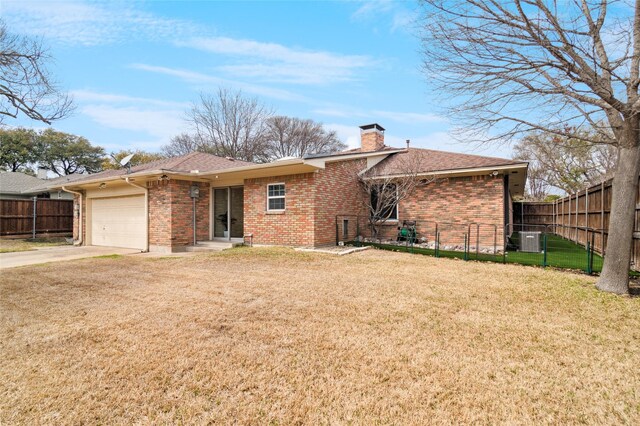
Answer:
xmin=519 ymin=231 xmax=541 ymax=253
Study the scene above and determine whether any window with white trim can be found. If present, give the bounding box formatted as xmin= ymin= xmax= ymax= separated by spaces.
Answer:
xmin=267 ymin=183 xmax=286 ymax=211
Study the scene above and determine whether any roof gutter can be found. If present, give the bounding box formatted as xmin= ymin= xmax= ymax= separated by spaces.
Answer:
xmin=366 ymin=162 xmax=529 ymax=180
xmin=124 ymin=177 xmax=149 ymax=252
xmin=61 ymin=186 xmax=83 ymax=246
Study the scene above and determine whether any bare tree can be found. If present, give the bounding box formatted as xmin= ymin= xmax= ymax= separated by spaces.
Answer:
xmin=358 ymin=149 xmax=435 ymax=240
xmin=420 ymin=0 xmax=639 ymax=294
xmin=262 ymin=116 xmax=347 ymax=161
xmin=513 ymin=128 xmax=618 ymax=198
xmin=0 ymin=20 xmax=73 ymax=125
xmin=161 ymin=133 xmax=205 ymax=157
xmin=187 ymin=88 xmax=272 ymax=162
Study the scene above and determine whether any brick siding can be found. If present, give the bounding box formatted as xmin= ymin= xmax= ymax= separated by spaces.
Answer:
xmin=244 ymin=173 xmax=317 ymax=246
xmin=148 ymin=180 xmax=210 ymax=250
xmin=313 ymin=159 xmax=367 ymax=246
xmin=375 ymin=174 xmax=506 ymax=249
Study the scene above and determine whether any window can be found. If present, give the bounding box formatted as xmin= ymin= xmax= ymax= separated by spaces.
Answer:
xmin=267 ymin=183 xmax=285 ymax=211
xmin=371 ymin=184 xmax=398 ymax=220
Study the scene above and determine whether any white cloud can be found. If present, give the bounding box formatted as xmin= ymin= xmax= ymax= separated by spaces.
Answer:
xmin=351 ymin=0 xmax=395 ymax=20
xmin=71 ymin=90 xmax=189 ymax=108
xmin=351 ymin=0 xmax=417 ymax=34
xmin=2 ymin=0 xmax=204 ymax=46
xmin=312 ymin=106 xmax=444 ymax=125
xmin=312 ymin=107 xmax=367 ymax=119
xmin=81 ymin=105 xmax=184 ymax=141
xmin=130 ymin=64 xmax=308 ymax=102
xmin=70 ymin=90 xmax=187 ymax=147
xmin=371 ymin=110 xmax=446 ymax=124
xmin=324 ymin=123 xmax=362 ymax=149
xmin=176 ymin=37 xmax=375 ymax=85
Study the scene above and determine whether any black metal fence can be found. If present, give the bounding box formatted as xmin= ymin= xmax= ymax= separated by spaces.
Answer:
xmin=335 ymin=215 xmax=624 ymax=276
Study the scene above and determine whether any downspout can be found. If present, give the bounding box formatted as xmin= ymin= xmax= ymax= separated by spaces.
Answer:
xmin=125 ymin=177 xmax=149 ymax=252
xmin=61 ymin=186 xmax=83 ymax=246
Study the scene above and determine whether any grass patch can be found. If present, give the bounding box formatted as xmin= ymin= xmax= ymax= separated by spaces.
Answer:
xmin=91 ymin=254 xmax=123 ymax=259
xmin=355 ymin=233 xmax=636 ymax=276
xmin=1 ymin=248 xmax=638 ymax=424
xmin=0 ymin=237 xmax=70 ymax=253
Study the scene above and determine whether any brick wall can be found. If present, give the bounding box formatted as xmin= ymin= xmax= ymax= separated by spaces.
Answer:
xmin=169 ymin=180 xmax=210 ymax=247
xmin=244 ymin=173 xmax=316 ymax=246
xmin=314 ymin=159 xmax=367 ymax=246
xmin=149 ymin=179 xmax=211 ymax=252
xmin=243 ymin=160 xmax=368 ymax=247
xmin=148 ymin=180 xmax=172 ymax=249
xmin=375 ymin=174 xmax=506 ymax=249
xmin=72 ymin=192 xmax=86 ymax=243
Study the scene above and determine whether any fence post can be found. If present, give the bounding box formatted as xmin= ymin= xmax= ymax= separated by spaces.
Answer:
xmin=586 ymin=238 xmax=592 ymax=275
xmin=543 ymin=233 xmax=547 ymax=267
xmin=32 ymin=196 xmax=37 ymax=239
xmin=590 ymin=231 xmax=595 ymax=275
xmin=503 ymin=225 xmax=507 ymax=263
xmin=435 ymin=232 xmax=440 ymax=258
xmin=464 ymin=233 xmax=468 ymax=261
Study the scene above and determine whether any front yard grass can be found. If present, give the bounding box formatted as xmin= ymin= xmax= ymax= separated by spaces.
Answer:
xmin=0 ymin=237 xmax=70 ymax=253
xmin=1 ymin=247 xmax=638 ymax=424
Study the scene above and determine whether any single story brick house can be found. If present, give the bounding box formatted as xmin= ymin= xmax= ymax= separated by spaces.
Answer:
xmin=52 ymin=124 xmax=527 ymax=252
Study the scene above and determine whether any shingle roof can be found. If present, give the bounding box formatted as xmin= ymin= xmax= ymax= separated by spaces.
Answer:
xmin=0 ymin=172 xmax=45 ymax=194
xmin=368 ymin=148 xmax=525 ymax=176
xmin=67 ymin=152 xmax=255 ymax=184
xmin=26 ymin=173 xmax=88 ymax=193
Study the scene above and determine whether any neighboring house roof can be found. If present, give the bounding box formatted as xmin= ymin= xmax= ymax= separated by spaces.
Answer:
xmin=63 ymin=152 xmax=254 ymax=186
xmin=368 ymin=148 xmax=526 ymax=177
xmin=25 ymin=173 xmax=88 ymax=194
xmin=0 ymin=172 xmax=45 ymax=195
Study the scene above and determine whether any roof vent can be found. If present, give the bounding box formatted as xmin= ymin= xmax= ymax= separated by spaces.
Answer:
xmin=190 ymin=170 xmax=200 ymax=174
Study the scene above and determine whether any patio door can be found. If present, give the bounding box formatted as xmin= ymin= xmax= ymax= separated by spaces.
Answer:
xmin=213 ymin=187 xmax=244 ymax=240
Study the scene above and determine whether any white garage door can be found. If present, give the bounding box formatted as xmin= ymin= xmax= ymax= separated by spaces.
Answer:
xmin=91 ymin=195 xmax=146 ymax=250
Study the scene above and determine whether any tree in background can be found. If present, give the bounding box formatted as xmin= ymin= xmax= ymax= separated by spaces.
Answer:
xmin=513 ymin=128 xmax=618 ymax=200
xmin=38 ymin=129 xmax=104 ymax=176
xmin=0 ymin=20 xmax=73 ymax=125
xmin=185 ymin=88 xmax=272 ymax=162
xmin=261 ymin=116 xmax=346 ymax=161
xmin=162 ymin=90 xmax=347 ymax=162
xmin=102 ymin=149 xmax=166 ymax=170
xmin=0 ymin=127 xmax=38 ymax=173
xmin=420 ymin=0 xmax=639 ymax=294
xmin=161 ymin=133 xmax=204 ymax=157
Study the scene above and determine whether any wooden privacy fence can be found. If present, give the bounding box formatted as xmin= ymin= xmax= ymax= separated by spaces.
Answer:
xmin=0 ymin=198 xmax=73 ymax=236
xmin=513 ymin=176 xmax=640 ymax=271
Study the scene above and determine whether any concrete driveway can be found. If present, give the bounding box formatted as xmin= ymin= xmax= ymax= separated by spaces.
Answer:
xmin=0 ymin=246 xmax=141 ymax=269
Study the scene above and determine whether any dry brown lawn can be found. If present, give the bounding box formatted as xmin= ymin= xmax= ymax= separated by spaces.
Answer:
xmin=1 ymin=247 xmax=639 ymax=425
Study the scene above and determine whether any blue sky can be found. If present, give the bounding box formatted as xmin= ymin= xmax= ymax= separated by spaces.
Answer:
xmin=3 ymin=0 xmax=513 ymax=157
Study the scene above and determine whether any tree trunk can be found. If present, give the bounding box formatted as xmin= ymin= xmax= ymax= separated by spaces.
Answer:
xmin=596 ymin=121 xmax=640 ymax=295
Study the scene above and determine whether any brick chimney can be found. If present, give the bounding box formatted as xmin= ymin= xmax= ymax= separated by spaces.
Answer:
xmin=359 ymin=123 xmax=385 ymax=152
